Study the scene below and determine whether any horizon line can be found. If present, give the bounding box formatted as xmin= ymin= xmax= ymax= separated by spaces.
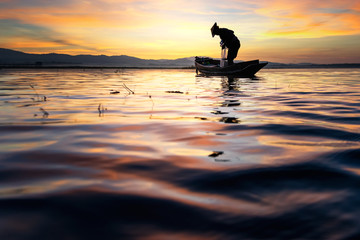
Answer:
xmin=2 ymin=48 xmax=360 ymax=65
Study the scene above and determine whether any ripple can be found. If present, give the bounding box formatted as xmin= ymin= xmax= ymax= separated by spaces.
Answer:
xmin=1 ymin=68 xmax=360 ymax=239
xmin=224 ymin=123 xmax=360 ymax=142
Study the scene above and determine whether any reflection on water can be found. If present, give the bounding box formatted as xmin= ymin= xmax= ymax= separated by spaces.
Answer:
xmin=1 ymin=68 xmax=360 ymax=239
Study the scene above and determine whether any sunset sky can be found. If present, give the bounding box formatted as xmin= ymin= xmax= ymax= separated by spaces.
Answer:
xmin=1 ymin=0 xmax=360 ymax=63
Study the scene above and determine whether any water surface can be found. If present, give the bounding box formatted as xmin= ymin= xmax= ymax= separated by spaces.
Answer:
xmin=1 ymin=68 xmax=360 ymax=239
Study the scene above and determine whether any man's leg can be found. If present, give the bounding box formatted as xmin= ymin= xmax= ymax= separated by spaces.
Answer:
xmin=227 ymin=48 xmax=237 ymax=65
xmin=227 ymin=40 xmax=240 ymax=65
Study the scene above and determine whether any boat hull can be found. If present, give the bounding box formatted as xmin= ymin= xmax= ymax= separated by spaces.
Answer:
xmin=195 ymin=57 xmax=268 ymax=77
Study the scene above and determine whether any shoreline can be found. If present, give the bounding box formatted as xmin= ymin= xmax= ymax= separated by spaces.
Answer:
xmin=1 ymin=64 xmax=360 ymax=70
xmin=0 ymin=65 xmax=196 ymax=70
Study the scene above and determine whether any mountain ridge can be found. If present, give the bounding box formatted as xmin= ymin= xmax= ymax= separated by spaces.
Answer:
xmin=1 ymin=48 xmax=360 ymax=68
xmin=0 ymin=48 xmax=195 ymax=67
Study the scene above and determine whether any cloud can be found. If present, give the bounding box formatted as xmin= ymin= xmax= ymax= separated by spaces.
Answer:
xmin=0 ymin=0 xmax=74 ymax=8
xmin=0 ymin=0 xmax=359 ymax=62
xmin=253 ymin=0 xmax=360 ymax=38
xmin=0 ymin=19 xmax=97 ymax=51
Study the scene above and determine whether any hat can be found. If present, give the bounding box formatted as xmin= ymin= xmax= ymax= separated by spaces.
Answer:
xmin=211 ymin=22 xmax=218 ymax=37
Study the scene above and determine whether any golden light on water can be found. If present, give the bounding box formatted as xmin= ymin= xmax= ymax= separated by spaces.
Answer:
xmin=1 ymin=68 xmax=360 ymax=239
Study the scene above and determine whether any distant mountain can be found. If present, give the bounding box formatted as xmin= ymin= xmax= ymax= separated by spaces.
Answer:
xmin=1 ymin=48 xmax=359 ymax=68
xmin=0 ymin=48 xmax=195 ymax=67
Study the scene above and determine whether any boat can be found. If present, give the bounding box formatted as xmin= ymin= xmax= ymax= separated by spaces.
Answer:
xmin=195 ymin=56 xmax=268 ymax=77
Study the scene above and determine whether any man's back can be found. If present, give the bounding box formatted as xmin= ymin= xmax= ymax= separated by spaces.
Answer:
xmin=218 ymin=28 xmax=235 ymax=46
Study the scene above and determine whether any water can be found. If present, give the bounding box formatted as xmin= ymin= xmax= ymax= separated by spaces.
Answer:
xmin=1 ymin=68 xmax=360 ymax=239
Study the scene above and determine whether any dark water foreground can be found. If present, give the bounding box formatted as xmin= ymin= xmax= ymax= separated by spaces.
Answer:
xmin=1 ymin=68 xmax=360 ymax=239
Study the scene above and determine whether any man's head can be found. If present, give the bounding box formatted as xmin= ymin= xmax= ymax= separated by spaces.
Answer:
xmin=211 ymin=22 xmax=219 ymax=37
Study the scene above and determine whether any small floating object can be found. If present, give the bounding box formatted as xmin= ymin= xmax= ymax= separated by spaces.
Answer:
xmin=110 ymin=90 xmax=120 ymax=94
xmin=39 ymin=107 xmax=49 ymax=117
xmin=195 ymin=117 xmax=208 ymax=121
xmin=211 ymin=110 xmax=229 ymax=115
xmin=166 ymin=91 xmax=184 ymax=94
xmin=208 ymin=151 xmax=224 ymax=157
xmin=220 ymin=117 xmax=240 ymax=124
xmin=123 ymin=83 xmax=134 ymax=94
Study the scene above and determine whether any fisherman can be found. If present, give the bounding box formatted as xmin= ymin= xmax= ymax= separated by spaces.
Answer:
xmin=211 ymin=22 xmax=240 ymax=65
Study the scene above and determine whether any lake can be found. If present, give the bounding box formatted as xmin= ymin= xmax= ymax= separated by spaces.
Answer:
xmin=1 ymin=68 xmax=360 ymax=239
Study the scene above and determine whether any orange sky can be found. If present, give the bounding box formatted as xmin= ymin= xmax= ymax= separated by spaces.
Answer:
xmin=1 ymin=0 xmax=359 ymax=63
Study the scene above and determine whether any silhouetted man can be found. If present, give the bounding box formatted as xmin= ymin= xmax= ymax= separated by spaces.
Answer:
xmin=211 ymin=22 xmax=240 ymax=65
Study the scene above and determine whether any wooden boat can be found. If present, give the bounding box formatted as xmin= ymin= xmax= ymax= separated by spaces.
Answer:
xmin=195 ymin=57 xmax=268 ymax=77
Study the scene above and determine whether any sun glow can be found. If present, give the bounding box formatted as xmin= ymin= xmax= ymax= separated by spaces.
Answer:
xmin=0 ymin=0 xmax=359 ymax=63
